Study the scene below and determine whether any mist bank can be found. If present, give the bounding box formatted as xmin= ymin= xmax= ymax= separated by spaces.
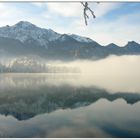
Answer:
xmin=0 ymin=54 xmax=140 ymax=74
xmin=0 ymin=56 xmax=80 ymax=73
xmin=0 ymin=55 xmax=140 ymax=93
xmin=52 ymin=55 xmax=140 ymax=93
xmin=55 ymin=55 xmax=139 ymax=75
xmin=1 ymin=54 xmax=140 ymax=76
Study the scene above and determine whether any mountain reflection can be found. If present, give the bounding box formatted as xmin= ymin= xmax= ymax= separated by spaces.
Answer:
xmin=0 ymin=74 xmax=140 ymax=121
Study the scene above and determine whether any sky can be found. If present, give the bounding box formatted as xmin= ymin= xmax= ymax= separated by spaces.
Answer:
xmin=0 ymin=2 xmax=140 ymax=46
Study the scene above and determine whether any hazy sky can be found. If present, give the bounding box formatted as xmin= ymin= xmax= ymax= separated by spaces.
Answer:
xmin=0 ymin=2 xmax=140 ymax=45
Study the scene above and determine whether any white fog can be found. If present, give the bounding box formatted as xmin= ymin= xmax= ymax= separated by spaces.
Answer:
xmin=47 ymin=55 xmax=140 ymax=93
xmin=1 ymin=55 xmax=140 ymax=94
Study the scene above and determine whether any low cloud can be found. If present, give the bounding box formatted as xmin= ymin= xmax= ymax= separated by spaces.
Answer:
xmin=51 ymin=55 xmax=140 ymax=93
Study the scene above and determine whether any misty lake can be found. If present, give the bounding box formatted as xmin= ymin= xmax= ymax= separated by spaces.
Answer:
xmin=0 ymin=56 xmax=140 ymax=138
xmin=0 ymin=1 xmax=140 ymax=137
xmin=0 ymin=72 xmax=140 ymax=138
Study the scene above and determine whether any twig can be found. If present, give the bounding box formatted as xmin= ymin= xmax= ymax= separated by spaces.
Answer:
xmin=81 ymin=2 xmax=96 ymax=25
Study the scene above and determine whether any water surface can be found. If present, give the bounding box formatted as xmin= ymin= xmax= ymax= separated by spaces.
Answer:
xmin=0 ymin=73 xmax=140 ymax=138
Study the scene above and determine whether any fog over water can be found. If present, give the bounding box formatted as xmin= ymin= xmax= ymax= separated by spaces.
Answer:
xmin=46 ymin=55 xmax=140 ymax=93
xmin=1 ymin=55 xmax=140 ymax=93
xmin=0 ymin=55 xmax=140 ymax=138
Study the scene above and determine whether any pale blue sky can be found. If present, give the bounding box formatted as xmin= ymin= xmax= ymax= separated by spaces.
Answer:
xmin=0 ymin=2 xmax=140 ymax=45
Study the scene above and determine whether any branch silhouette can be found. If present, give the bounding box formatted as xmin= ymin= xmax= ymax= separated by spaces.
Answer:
xmin=81 ymin=2 xmax=97 ymax=25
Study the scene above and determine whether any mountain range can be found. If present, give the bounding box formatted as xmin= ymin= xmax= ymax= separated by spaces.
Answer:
xmin=0 ymin=21 xmax=140 ymax=60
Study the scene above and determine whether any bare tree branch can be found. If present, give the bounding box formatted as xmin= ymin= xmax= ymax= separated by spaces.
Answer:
xmin=81 ymin=2 xmax=96 ymax=25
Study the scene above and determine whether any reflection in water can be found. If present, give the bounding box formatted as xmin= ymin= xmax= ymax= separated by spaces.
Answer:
xmin=0 ymin=74 xmax=140 ymax=138
xmin=1 ymin=73 xmax=140 ymax=93
xmin=0 ymin=74 xmax=140 ymax=121
xmin=0 ymin=99 xmax=140 ymax=138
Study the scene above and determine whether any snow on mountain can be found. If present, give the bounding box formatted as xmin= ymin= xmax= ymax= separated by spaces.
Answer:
xmin=57 ymin=34 xmax=78 ymax=42
xmin=69 ymin=34 xmax=93 ymax=43
xmin=0 ymin=21 xmax=61 ymax=46
xmin=0 ymin=21 xmax=94 ymax=47
xmin=0 ymin=21 xmax=139 ymax=60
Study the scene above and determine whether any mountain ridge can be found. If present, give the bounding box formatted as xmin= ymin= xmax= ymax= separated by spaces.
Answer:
xmin=0 ymin=21 xmax=140 ymax=60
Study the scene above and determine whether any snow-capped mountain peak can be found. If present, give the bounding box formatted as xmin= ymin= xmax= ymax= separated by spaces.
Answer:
xmin=0 ymin=21 xmax=96 ymax=47
xmin=0 ymin=21 xmax=61 ymax=46
xmin=14 ymin=21 xmax=36 ymax=28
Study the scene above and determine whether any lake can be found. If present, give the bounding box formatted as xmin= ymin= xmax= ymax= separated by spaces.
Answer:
xmin=0 ymin=72 xmax=140 ymax=138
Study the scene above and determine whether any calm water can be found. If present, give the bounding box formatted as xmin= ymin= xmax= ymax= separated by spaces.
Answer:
xmin=0 ymin=73 xmax=140 ymax=138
